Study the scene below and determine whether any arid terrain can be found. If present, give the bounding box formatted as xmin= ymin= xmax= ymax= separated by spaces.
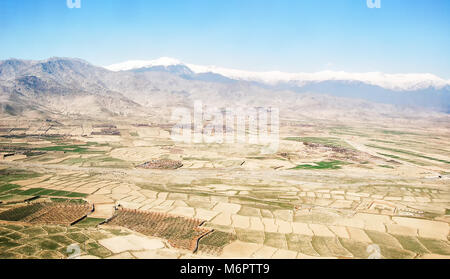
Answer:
xmin=0 ymin=112 xmax=449 ymax=259
xmin=1 ymin=0 xmax=449 ymax=264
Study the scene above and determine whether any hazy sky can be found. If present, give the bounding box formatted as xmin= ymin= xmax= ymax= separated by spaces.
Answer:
xmin=1 ymin=0 xmax=449 ymax=78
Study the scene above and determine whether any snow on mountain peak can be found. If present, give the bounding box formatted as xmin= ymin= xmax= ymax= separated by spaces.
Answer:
xmin=105 ymin=58 xmax=450 ymax=91
xmin=105 ymin=57 xmax=183 ymax=71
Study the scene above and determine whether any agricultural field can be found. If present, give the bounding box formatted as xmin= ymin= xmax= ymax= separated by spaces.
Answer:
xmin=0 ymin=116 xmax=449 ymax=259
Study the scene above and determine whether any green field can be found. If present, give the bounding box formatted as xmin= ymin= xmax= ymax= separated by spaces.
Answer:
xmin=369 ymin=144 xmax=450 ymax=164
xmin=292 ymin=160 xmax=346 ymax=170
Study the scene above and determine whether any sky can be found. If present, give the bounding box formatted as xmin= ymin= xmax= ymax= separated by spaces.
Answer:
xmin=0 ymin=0 xmax=449 ymax=78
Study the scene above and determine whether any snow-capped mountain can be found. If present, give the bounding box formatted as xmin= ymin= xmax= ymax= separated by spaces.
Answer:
xmin=106 ymin=57 xmax=183 ymax=72
xmin=105 ymin=57 xmax=450 ymax=92
xmin=1 ymin=57 xmax=448 ymax=118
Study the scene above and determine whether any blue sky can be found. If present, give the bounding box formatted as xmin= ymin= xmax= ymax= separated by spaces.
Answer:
xmin=0 ymin=0 xmax=449 ymax=77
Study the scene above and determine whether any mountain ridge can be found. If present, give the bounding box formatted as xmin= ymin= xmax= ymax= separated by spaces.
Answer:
xmin=105 ymin=57 xmax=450 ymax=113
xmin=1 ymin=57 xmax=449 ymax=119
xmin=105 ymin=57 xmax=450 ymax=91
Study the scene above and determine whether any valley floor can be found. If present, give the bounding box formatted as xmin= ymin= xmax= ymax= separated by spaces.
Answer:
xmin=0 ymin=115 xmax=449 ymax=259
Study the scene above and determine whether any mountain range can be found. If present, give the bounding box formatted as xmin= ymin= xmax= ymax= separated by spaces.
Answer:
xmin=0 ymin=57 xmax=449 ymax=120
xmin=107 ymin=57 xmax=450 ymax=91
xmin=106 ymin=57 xmax=450 ymax=113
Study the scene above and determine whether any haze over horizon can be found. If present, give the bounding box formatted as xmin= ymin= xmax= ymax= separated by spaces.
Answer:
xmin=1 ymin=0 xmax=449 ymax=78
